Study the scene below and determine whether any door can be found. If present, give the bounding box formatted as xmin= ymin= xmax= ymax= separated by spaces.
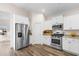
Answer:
xmin=25 ymin=25 xmax=29 ymax=46
xmin=15 ymin=23 xmax=23 ymax=50
xmin=22 ymin=24 xmax=29 ymax=47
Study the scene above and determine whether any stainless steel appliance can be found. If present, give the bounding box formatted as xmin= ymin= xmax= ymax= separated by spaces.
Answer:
xmin=51 ymin=24 xmax=64 ymax=50
xmin=15 ymin=23 xmax=29 ymax=50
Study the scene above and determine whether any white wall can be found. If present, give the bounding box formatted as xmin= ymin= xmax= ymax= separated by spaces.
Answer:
xmin=30 ymin=13 xmax=44 ymax=44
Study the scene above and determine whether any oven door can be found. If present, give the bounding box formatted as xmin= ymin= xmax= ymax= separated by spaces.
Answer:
xmin=51 ymin=39 xmax=60 ymax=45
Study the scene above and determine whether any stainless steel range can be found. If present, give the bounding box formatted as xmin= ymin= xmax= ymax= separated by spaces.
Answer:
xmin=51 ymin=24 xmax=64 ymax=50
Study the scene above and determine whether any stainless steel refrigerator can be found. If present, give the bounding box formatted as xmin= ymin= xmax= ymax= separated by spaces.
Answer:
xmin=15 ymin=23 xmax=29 ymax=50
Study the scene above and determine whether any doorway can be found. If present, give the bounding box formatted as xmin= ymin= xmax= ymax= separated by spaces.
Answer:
xmin=0 ymin=11 xmax=11 ymax=56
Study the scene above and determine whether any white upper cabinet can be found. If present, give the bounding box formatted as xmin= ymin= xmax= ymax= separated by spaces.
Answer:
xmin=64 ymin=14 xmax=79 ymax=30
xmin=55 ymin=15 xmax=63 ymax=24
xmin=53 ymin=15 xmax=63 ymax=24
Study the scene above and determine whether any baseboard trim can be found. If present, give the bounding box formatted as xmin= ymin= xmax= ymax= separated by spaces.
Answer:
xmin=63 ymin=50 xmax=78 ymax=56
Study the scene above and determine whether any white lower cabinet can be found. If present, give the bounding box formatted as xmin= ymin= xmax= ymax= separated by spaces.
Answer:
xmin=62 ymin=37 xmax=79 ymax=55
xmin=71 ymin=39 xmax=79 ymax=55
xmin=43 ymin=36 xmax=51 ymax=46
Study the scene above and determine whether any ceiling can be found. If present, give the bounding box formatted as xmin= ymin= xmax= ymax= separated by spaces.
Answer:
xmin=14 ymin=3 xmax=79 ymax=16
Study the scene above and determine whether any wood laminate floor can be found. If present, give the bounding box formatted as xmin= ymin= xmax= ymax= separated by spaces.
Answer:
xmin=15 ymin=44 xmax=74 ymax=56
xmin=0 ymin=41 xmax=75 ymax=56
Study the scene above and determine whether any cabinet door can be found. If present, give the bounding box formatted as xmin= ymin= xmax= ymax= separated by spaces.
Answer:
xmin=43 ymin=36 xmax=51 ymax=45
xmin=64 ymin=17 xmax=73 ymax=30
xmin=72 ymin=14 xmax=79 ymax=29
xmin=64 ymin=14 xmax=79 ymax=30
xmin=63 ymin=37 xmax=79 ymax=55
xmin=70 ymin=39 xmax=79 ymax=55
xmin=56 ymin=16 xmax=63 ymax=24
xmin=62 ymin=37 xmax=71 ymax=51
